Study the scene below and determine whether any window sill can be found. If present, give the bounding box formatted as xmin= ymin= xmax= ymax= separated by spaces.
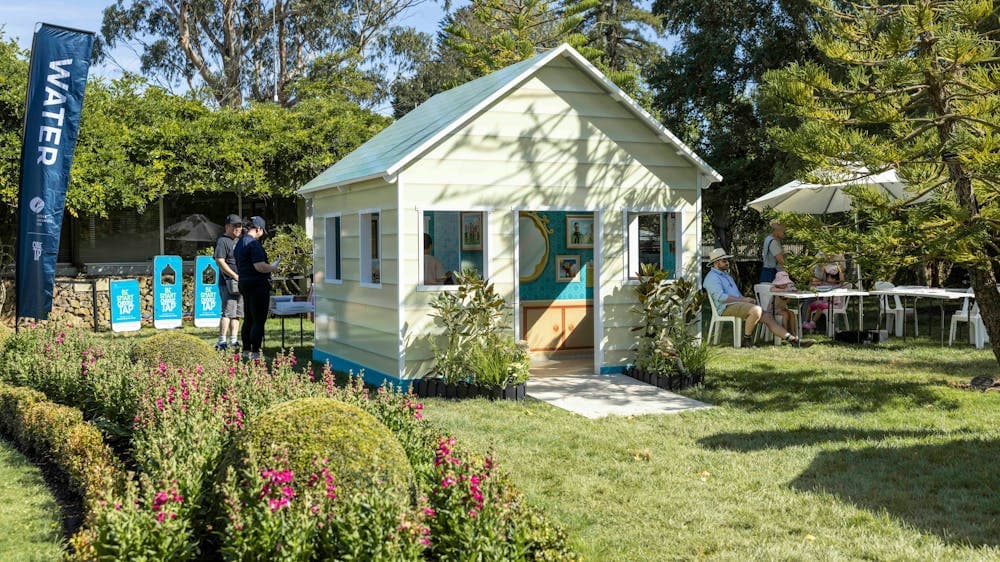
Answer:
xmin=359 ymin=282 xmax=382 ymax=289
xmin=417 ymin=284 xmax=461 ymax=292
xmin=624 ymin=278 xmax=676 ymax=286
xmin=323 ymin=279 xmax=343 ymax=285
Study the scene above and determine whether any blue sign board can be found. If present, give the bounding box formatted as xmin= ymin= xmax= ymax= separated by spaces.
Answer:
xmin=110 ymin=279 xmax=141 ymax=332
xmin=16 ymin=24 xmax=95 ymax=320
xmin=153 ymin=255 xmax=183 ymax=329
xmin=194 ymin=255 xmax=221 ymax=328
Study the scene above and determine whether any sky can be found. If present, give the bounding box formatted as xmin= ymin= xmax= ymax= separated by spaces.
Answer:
xmin=0 ymin=0 xmax=457 ymax=83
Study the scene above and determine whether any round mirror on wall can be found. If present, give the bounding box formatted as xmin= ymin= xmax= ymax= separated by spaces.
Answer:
xmin=519 ymin=212 xmax=550 ymax=283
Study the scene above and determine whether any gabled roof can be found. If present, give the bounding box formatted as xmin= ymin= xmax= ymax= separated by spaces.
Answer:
xmin=299 ymin=44 xmax=722 ymax=195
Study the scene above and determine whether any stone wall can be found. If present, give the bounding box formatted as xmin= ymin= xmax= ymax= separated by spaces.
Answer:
xmin=1 ymin=276 xmax=196 ymax=330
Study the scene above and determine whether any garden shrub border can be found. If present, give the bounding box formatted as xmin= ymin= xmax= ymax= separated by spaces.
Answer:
xmin=411 ymin=379 xmax=527 ymax=401
xmin=0 ymin=382 xmax=122 ymax=502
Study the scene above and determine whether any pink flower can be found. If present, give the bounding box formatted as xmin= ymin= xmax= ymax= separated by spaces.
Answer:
xmin=424 ymin=507 xmax=436 ymax=517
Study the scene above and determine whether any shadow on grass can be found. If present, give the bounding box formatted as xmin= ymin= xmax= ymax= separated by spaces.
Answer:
xmin=789 ymin=438 xmax=1000 ymax=547
xmin=698 ymin=427 xmax=944 ymax=451
xmin=703 ymin=367 xmax=959 ymax=413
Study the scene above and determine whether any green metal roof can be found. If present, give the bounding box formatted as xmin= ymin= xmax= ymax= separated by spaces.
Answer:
xmin=299 ymin=52 xmax=551 ymax=193
xmin=299 ymin=44 xmax=721 ymax=194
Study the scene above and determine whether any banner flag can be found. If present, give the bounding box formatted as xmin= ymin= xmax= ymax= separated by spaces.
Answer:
xmin=15 ymin=24 xmax=95 ymax=320
xmin=110 ymin=279 xmax=141 ymax=332
xmin=194 ymin=256 xmax=221 ymax=328
xmin=153 ymin=255 xmax=183 ymax=329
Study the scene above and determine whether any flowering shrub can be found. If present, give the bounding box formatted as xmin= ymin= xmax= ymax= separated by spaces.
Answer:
xmin=1 ymin=325 xmax=577 ymax=560
xmin=132 ymin=331 xmax=223 ymax=372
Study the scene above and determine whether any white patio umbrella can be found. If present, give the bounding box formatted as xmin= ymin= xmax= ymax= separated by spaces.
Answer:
xmin=747 ymin=167 xmax=923 ymax=214
xmin=164 ymin=214 xmax=224 ymax=242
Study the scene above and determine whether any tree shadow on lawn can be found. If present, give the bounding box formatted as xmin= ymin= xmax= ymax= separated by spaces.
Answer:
xmin=788 ymin=438 xmax=1000 ymax=547
xmin=698 ymin=427 xmax=944 ymax=452
xmin=702 ymin=366 xmax=958 ymax=414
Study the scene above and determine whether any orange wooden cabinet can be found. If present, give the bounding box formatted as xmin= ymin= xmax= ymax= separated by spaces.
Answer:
xmin=522 ymin=300 xmax=594 ymax=351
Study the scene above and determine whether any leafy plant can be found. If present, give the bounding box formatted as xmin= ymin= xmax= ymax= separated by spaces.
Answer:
xmin=631 ymin=264 xmax=710 ymax=377
xmin=428 ymin=270 xmax=529 ymax=386
xmin=263 ymin=224 xmax=314 ymax=295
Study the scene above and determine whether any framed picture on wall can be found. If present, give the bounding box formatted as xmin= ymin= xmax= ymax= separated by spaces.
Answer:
xmin=461 ymin=212 xmax=483 ymax=251
xmin=556 ymin=254 xmax=581 ymax=283
xmin=566 ymin=214 xmax=594 ymax=249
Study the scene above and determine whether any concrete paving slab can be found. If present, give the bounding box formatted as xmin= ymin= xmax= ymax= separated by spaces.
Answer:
xmin=526 ymin=374 xmax=712 ymax=419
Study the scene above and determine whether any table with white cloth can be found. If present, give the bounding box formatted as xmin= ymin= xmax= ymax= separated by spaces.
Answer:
xmin=867 ymin=286 xmax=975 ymax=346
xmin=770 ymin=288 xmax=871 ymax=338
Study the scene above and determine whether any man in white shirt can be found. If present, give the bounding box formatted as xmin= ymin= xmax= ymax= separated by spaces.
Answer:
xmin=423 ymin=234 xmax=449 ymax=285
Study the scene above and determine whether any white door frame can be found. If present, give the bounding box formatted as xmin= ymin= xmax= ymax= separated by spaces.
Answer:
xmin=513 ymin=206 xmax=602 ymax=375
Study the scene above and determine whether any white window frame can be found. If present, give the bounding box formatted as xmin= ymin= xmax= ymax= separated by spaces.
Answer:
xmin=417 ymin=207 xmax=491 ymax=292
xmin=359 ymin=209 xmax=381 ymax=288
xmin=323 ymin=213 xmax=342 ymax=284
xmin=624 ymin=209 xmax=682 ymax=284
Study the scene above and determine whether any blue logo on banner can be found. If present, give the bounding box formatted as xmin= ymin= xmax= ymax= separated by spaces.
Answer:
xmin=110 ymin=279 xmax=141 ymax=332
xmin=153 ymin=255 xmax=183 ymax=329
xmin=15 ymin=24 xmax=95 ymax=320
xmin=194 ymin=256 xmax=221 ymax=328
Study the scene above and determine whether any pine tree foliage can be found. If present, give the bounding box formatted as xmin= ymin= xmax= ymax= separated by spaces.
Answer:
xmin=762 ymin=0 xmax=1000 ymax=363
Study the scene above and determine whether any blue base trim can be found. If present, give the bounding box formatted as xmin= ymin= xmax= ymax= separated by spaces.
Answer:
xmin=600 ymin=365 xmax=628 ymax=374
xmin=311 ymin=349 xmax=411 ymax=392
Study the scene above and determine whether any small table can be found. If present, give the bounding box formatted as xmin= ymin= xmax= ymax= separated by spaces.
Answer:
xmin=867 ymin=286 xmax=974 ymax=346
xmin=269 ymin=300 xmax=314 ymax=348
xmin=771 ymin=288 xmax=871 ymax=338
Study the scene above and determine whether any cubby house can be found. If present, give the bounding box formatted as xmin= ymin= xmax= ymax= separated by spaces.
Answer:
xmin=299 ymin=43 xmax=721 ymax=388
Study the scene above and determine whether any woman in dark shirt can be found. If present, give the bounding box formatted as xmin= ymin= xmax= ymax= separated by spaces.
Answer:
xmin=234 ymin=216 xmax=278 ymax=359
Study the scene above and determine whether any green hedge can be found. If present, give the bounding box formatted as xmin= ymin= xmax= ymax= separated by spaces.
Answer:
xmin=0 ymin=383 xmax=122 ymax=502
xmin=132 ymin=332 xmax=223 ymax=372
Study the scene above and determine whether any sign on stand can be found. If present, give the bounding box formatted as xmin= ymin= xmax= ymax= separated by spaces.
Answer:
xmin=109 ymin=279 xmax=141 ymax=332
xmin=153 ymin=255 xmax=183 ymax=329
xmin=194 ymin=255 xmax=221 ymax=328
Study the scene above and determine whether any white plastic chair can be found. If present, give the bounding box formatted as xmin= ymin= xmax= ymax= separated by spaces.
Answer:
xmin=874 ymin=281 xmax=918 ymax=336
xmin=948 ymin=290 xmax=986 ymax=348
xmin=827 ymin=283 xmax=851 ymax=332
xmin=707 ymin=293 xmax=743 ymax=348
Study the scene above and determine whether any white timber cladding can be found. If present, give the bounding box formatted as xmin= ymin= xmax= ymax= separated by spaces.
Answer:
xmin=396 ymin=60 xmax=701 ymax=377
xmin=311 ymin=178 xmax=400 ymax=377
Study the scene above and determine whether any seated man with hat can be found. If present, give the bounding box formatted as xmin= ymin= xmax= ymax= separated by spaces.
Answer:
xmin=703 ymin=248 xmax=814 ymax=348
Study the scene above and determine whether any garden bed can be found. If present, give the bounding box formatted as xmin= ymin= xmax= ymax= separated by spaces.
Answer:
xmin=624 ymin=366 xmax=703 ymax=391
xmin=412 ymin=379 xmax=527 ymax=401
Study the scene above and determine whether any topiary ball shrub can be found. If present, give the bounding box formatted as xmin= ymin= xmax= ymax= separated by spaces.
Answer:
xmin=234 ymin=397 xmax=415 ymax=498
xmin=133 ymin=331 xmax=222 ymax=372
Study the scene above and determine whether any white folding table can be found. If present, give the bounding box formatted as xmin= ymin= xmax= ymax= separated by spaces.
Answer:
xmin=867 ymin=286 xmax=975 ymax=346
xmin=771 ymin=288 xmax=871 ymax=338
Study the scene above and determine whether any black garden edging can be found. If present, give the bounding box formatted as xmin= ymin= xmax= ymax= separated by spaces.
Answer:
xmin=411 ymin=379 xmax=527 ymax=401
xmin=623 ymin=367 xmax=703 ymax=391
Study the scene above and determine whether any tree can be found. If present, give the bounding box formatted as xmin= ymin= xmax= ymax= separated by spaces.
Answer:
xmin=762 ymin=1 xmax=1000 ymax=364
xmin=100 ymin=0 xmax=433 ymax=107
xmin=580 ymin=0 xmax=663 ymax=100
xmin=647 ymin=0 xmax=819 ymax=253
xmin=443 ymin=0 xmax=600 ymax=76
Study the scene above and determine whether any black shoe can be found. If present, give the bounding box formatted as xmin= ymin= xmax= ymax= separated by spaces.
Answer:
xmin=741 ymin=336 xmax=756 ymax=349
xmin=215 ymin=342 xmax=228 ymax=351
xmin=787 ymin=336 xmax=815 ymax=348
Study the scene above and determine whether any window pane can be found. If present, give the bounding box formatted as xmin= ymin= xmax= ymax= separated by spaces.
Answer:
xmin=422 ymin=210 xmax=485 ymax=286
xmin=638 ymin=214 xmax=661 ymax=269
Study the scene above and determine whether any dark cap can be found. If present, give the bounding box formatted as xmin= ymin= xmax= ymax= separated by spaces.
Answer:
xmin=248 ymin=216 xmax=267 ymax=234
xmin=225 ymin=214 xmax=243 ymax=225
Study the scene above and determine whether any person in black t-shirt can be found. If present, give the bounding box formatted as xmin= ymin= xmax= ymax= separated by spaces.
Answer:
xmin=234 ymin=216 xmax=278 ymax=360
xmin=214 ymin=214 xmax=244 ymax=351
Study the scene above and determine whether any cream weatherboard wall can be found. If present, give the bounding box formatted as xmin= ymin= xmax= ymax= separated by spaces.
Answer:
xmin=311 ymin=177 xmax=401 ymax=381
xmin=397 ymin=57 xmax=702 ymax=377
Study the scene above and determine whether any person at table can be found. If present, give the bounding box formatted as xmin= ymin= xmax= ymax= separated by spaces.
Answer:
xmin=804 ymin=253 xmax=849 ymax=331
xmin=423 ymin=234 xmax=453 ymax=285
xmin=704 ymin=248 xmax=814 ymax=348
xmin=768 ymin=270 xmax=800 ymax=335
xmin=759 ymin=220 xmax=787 ymax=282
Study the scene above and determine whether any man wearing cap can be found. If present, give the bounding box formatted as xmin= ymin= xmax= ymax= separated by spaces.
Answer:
xmin=235 ymin=216 xmax=279 ymax=360
xmin=760 ymin=221 xmax=786 ymax=282
xmin=214 ymin=214 xmax=243 ymax=351
xmin=704 ymin=248 xmax=813 ymax=348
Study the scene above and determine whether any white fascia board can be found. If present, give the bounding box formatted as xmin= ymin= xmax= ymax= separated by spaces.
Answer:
xmin=297 ymin=171 xmax=395 ymax=196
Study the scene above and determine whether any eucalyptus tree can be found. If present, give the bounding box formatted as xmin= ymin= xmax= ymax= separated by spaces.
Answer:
xmin=762 ymin=1 xmax=1000 ymax=363
xmin=100 ymin=0 xmax=434 ymax=108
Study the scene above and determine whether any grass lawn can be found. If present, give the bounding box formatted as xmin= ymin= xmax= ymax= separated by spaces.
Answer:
xmin=422 ymin=340 xmax=1000 ymax=560
xmin=0 ymin=440 xmax=64 ymax=561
